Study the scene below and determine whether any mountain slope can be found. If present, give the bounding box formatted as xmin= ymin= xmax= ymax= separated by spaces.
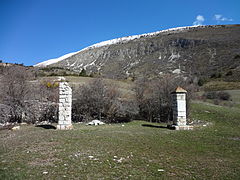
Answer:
xmin=36 ymin=25 xmax=240 ymax=80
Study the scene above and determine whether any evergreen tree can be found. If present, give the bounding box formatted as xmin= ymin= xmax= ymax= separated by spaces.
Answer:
xmin=79 ymin=68 xmax=87 ymax=77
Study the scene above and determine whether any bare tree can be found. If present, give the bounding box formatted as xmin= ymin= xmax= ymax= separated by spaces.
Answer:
xmin=0 ymin=66 xmax=32 ymax=123
xmin=27 ymin=78 xmax=59 ymax=123
xmin=134 ymin=75 xmax=194 ymax=123
xmin=73 ymin=78 xmax=137 ymax=123
xmin=73 ymin=78 xmax=118 ymax=121
xmin=0 ymin=66 xmax=60 ymax=124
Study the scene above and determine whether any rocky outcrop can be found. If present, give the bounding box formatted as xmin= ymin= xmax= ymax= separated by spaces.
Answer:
xmin=40 ymin=25 xmax=240 ymax=79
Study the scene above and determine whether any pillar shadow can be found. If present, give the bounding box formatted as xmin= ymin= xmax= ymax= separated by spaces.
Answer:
xmin=141 ymin=124 xmax=168 ymax=129
xmin=35 ymin=124 xmax=57 ymax=129
xmin=141 ymin=124 xmax=175 ymax=130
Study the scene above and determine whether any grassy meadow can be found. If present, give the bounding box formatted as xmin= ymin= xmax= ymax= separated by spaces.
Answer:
xmin=0 ymin=101 xmax=240 ymax=179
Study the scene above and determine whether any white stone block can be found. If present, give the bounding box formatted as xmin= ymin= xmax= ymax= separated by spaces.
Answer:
xmin=59 ymin=99 xmax=66 ymax=103
xmin=59 ymin=115 xmax=64 ymax=121
xmin=58 ymin=81 xmax=72 ymax=130
xmin=171 ymin=87 xmax=190 ymax=130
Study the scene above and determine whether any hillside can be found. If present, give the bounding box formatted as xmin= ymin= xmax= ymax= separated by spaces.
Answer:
xmin=35 ymin=25 xmax=240 ymax=80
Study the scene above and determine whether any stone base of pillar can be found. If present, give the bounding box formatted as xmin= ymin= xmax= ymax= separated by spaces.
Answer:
xmin=168 ymin=125 xmax=193 ymax=130
xmin=57 ymin=124 xmax=73 ymax=130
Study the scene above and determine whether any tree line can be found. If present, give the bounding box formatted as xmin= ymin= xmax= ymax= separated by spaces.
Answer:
xmin=0 ymin=66 xmax=194 ymax=125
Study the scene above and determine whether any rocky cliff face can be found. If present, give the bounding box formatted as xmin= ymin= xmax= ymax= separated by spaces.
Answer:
xmin=37 ymin=25 xmax=240 ymax=79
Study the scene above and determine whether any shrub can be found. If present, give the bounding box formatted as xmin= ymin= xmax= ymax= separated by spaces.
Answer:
xmin=73 ymin=78 xmax=134 ymax=123
xmin=42 ymin=80 xmax=59 ymax=88
xmin=38 ymin=103 xmax=58 ymax=123
xmin=213 ymin=99 xmax=220 ymax=105
xmin=203 ymin=91 xmax=217 ymax=99
xmin=1 ymin=67 xmax=59 ymax=124
xmin=210 ymin=72 xmax=222 ymax=79
xmin=105 ymin=100 xmax=139 ymax=123
xmin=89 ymin=72 xmax=101 ymax=78
xmin=79 ymin=68 xmax=87 ymax=77
xmin=134 ymin=75 xmax=193 ymax=122
xmin=198 ymin=78 xmax=206 ymax=86
xmin=226 ymin=70 xmax=233 ymax=76
xmin=203 ymin=91 xmax=231 ymax=101
xmin=234 ymin=54 xmax=240 ymax=59
xmin=217 ymin=91 xmax=231 ymax=101
xmin=1 ymin=66 xmax=32 ymax=123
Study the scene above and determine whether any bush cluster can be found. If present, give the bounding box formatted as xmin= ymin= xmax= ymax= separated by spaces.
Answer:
xmin=1 ymin=66 xmax=194 ymax=125
xmin=72 ymin=78 xmax=138 ymax=123
xmin=0 ymin=67 xmax=59 ymax=124
xmin=41 ymin=81 xmax=59 ymax=88
xmin=203 ymin=91 xmax=231 ymax=101
xmin=198 ymin=78 xmax=207 ymax=86
xmin=134 ymin=75 xmax=194 ymax=123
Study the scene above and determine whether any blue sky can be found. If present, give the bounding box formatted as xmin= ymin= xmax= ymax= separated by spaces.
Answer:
xmin=0 ymin=0 xmax=239 ymax=66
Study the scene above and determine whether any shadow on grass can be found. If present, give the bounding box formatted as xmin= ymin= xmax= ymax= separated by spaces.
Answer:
xmin=142 ymin=124 xmax=168 ymax=129
xmin=35 ymin=124 xmax=56 ymax=129
xmin=142 ymin=124 xmax=175 ymax=130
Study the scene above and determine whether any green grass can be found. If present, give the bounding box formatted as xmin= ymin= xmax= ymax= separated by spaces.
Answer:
xmin=1 ymin=103 xmax=240 ymax=179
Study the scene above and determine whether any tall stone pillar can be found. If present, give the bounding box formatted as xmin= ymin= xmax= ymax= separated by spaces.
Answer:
xmin=57 ymin=78 xmax=73 ymax=130
xmin=171 ymin=87 xmax=192 ymax=130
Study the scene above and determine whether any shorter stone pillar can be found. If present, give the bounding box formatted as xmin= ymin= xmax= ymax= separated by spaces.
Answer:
xmin=170 ymin=87 xmax=192 ymax=130
xmin=57 ymin=78 xmax=73 ymax=130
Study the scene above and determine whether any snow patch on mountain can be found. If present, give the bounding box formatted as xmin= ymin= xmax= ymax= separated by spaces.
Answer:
xmin=35 ymin=25 xmax=205 ymax=67
xmin=34 ymin=51 xmax=80 ymax=67
xmin=80 ymin=25 xmax=202 ymax=52
xmin=83 ymin=59 xmax=97 ymax=69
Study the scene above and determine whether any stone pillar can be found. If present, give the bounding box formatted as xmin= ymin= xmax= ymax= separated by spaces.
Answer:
xmin=171 ymin=87 xmax=192 ymax=130
xmin=57 ymin=78 xmax=73 ymax=130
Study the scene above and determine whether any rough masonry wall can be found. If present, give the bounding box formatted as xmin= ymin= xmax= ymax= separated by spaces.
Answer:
xmin=172 ymin=93 xmax=187 ymax=126
xmin=57 ymin=81 xmax=73 ymax=130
